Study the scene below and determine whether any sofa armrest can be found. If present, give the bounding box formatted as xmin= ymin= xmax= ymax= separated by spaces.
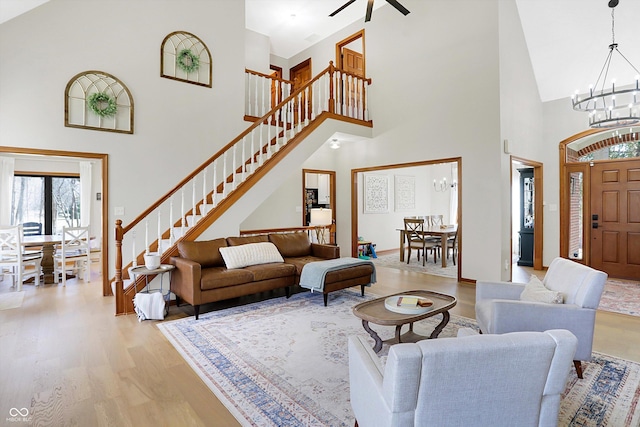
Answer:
xmin=310 ymin=243 xmax=339 ymax=259
xmin=348 ymin=336 xmax=389 ymax=426
xmin=476 ymin=280 xmax=526 ymax=301
xmin=170 ymin=256 xmax=202 ymax=305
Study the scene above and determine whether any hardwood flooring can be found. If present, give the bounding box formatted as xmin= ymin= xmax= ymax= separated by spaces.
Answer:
xmin=0 ymin=264 xmax=638 ymax=426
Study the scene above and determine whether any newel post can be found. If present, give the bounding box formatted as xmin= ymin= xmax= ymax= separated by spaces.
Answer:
xmin=114 ymin=219 xmax=125 ymax=315
xmin=328 ymin=61 xmax=335 ymax=114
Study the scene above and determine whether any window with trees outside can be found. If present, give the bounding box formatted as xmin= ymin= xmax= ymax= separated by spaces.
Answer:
xmin=11 ymin=174 xmax=81 ymax=235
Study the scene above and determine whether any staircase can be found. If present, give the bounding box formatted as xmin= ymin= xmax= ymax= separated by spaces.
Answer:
xmin=113 ymin=61 xmax=373 ymax=315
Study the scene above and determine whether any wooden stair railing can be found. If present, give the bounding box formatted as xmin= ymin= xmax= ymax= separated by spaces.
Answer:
xmin=113 ymin=61 xmax=372 ymax=315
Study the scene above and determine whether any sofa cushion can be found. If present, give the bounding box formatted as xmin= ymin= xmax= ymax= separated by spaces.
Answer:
xmin=520 ymin=275 xmax=564 ymax=304
xmin=219 ymin=242 xmax=284 ymax=269
xmin=200 ymin=267 xmax=254 ymax=290
xmin=269 ymin=232 xmax=311 ymax=257
xmin=177 ymin=238 xmax=227 ymax=268
xmin=226 ymin=235 xmax=269 ymax=246
xmin=244 ymin=263 xmax=296 ymax=281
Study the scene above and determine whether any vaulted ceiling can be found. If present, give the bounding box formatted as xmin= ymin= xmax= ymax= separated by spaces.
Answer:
xmin=2 ymin=0 xmax=639 ymax=103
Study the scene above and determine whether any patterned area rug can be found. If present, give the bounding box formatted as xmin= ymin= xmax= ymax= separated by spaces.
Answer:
xmin=158 ymin=290 xmax=640 ymax=427
xmin=599 ymin=278 xmax=640 ymax=317
xmin=371 ymin=252 xmax=457 ymax=278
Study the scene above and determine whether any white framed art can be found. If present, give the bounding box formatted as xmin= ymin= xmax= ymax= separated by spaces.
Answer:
xmin=364 ymin=174 xmax=390 ymax=213
xmin=394 ymin=175 xmax=415 ymax=211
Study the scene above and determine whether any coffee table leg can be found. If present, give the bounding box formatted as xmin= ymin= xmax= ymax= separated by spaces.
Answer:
xmin=362 ymin=320 xmax=384 ymax=353
xmin=429 ymin=311 xmax=450 ymax=339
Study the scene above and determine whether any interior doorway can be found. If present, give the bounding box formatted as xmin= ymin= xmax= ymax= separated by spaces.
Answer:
xmin=0 ymin=146 xmax=109 ymax=295
xmin=351 ymin=158 xmax=462 ymax=281
xmin=510 ymin=156 xmax=543 ymax=276
xmin=302 ymin=169 xmax=336 ymax=244
xmin=336 ymin=29 xmax=365 ymax=77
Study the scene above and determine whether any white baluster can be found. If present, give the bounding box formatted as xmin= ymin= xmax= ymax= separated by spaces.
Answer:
xmin=297 ymin=92 xmax=302 ymax=132
xmin=305 ymin=86 xmax=311 ymax=124
xmin=364 ymin=80 xmax=369 ymax=121
xmin=212 ymin=160 xmax=217 ymax=206
xmin=145 ymin=220 xmax=149 ymax=254
xmin=245 ymin=72 xmax=249 ymax=116
xmin=202 ymin=168 xmax=207 ymax=208
xmin=232 ymin=143 xmax=237 ymax=191
xmin=181 ymin=189 xmax=185 ymax=235
xmin=132 ymin=230 xmax=137 ymax=267
xmin=223 ymin=152 xmax=227 ymax=197
xmin=253 ymin=74 xmax=258 ymax=117
xmin=192 ymin=181 xmax=196 ymax=224
xmin=266 ymin=114 xmax=271 ymax=160
xmin=241 ymin=136 xmax=246 ymax=181
xmin=169 ymin=197 xmax=174 ymax=246
xmin=261 ymin=76 xmax=265 ymax=116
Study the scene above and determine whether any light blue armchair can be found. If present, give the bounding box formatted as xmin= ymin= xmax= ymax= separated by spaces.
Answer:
xmin=348 ymin=329 xmax=577 ymax=427
xmin=475 ymin=257 xmax=607 ymax=378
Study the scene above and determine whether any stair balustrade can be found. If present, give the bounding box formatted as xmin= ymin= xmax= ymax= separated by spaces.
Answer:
xmin=113 ymin=62 xmax=372 ymax=315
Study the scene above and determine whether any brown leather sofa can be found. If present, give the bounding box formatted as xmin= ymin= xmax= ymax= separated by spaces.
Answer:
xmin=170 ymin=232 xmax=374 ymax=319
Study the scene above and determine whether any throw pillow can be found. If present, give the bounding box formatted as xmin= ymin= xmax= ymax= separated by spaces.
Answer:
xmin=520 ymin=275 xmax=564 ymax=304
xmin=219 ymin=242 xmax=284 ymax=269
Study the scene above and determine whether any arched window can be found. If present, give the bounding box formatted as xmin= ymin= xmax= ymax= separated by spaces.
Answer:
xmin=65 ymin=71 xmax=134 ymax=134
xmin=161 ymin=31 xmax=212 ymax=88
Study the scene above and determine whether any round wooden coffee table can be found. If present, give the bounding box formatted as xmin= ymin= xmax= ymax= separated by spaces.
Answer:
xmin=352 ymin=290 xmax=457 ymax=353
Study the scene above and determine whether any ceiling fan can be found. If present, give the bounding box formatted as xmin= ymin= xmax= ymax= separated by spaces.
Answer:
xmin=329 ymin=0 xmax=410 ymax=22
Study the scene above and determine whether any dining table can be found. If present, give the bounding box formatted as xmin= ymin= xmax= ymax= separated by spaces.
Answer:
xmin=22 ymin=234 xmax=63 ymax=284
xmin=398 ymin=225 xmax=458 ymax=268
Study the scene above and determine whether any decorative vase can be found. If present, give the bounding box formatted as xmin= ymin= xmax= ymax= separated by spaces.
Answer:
xmin=144 ymin=253 xmax=161 ymax=270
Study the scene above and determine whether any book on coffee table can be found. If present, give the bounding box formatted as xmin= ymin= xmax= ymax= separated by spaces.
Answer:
xmin=396 ymin=296 xmax=418 ymax=307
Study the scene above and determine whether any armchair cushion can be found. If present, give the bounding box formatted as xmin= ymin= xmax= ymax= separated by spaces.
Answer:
xmin=520 ymin=275 xmax=564 ymax=304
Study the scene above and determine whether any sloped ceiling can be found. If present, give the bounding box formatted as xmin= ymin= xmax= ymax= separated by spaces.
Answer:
xmin=2 ymin=0 xmax=639 ymax=103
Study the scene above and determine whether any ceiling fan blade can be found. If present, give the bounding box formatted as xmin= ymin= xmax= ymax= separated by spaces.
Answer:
xmin=329 ymin=0 xmax=357 ymax=17
xmin=365 ymin=0 xmax=374 ymax=22
xmin=385 ymin=0 xmax=410 ymax=16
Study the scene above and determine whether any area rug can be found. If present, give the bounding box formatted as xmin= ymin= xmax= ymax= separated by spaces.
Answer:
xmin=158 ymin=290 xmax=640 ymax=427
xmin=599 ymin=279 xmax=640 ymax=317
xmin=372 ymin=252 xmax=457 ymax=278
xmin=0 ymin=291 xmax=25 ymax=311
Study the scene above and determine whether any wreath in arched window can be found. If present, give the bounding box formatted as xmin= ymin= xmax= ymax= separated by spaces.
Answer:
xmin=65 ymin=71 xmax=134 ymax=134
xmin=161 ymin=31 xmax=212 ymax=88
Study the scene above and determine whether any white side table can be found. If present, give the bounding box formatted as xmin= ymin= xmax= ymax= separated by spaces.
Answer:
xmin=130 ymin=264 xmax=175 ymax=317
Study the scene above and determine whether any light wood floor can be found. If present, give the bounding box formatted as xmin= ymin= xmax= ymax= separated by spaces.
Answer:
xmin=1 ymin=265 xmax=638 ymax=426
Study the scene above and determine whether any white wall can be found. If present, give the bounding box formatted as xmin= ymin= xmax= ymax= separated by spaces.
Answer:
xmin=245 ymin=29 xmax=271 ymax=74
xmin=0 ymin=0 xmax=248 ymax=274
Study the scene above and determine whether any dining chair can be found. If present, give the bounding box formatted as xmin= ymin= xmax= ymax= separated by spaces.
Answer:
xmin=0 ymin=224 xmax=43 ymax=291
xmin=53 ymin=226 xmax=91 ymax=286
xmin=22 ymin=222 xmax=44 ymax=255
xmin=22 ymin=222 xmax=42 ymax=236
xmin=89 ymin=236 xmax=102 ymax=272
xmin=403 ymin=218 xmax=437 ymax=266
xmin=446 ymin=229 xmax=458 ymax=265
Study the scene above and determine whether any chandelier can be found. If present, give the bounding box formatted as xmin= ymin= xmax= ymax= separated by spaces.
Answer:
xmin=571 ymin=0 xmax=640 ymax=129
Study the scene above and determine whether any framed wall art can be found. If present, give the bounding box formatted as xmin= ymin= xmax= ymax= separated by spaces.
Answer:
xmin=394 ymin=175 xmax=415 ymax=211
xmin=364 ymin=174 xmax=389 ymax=213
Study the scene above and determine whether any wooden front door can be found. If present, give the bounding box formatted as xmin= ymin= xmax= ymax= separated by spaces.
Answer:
xmin=290 ymin=59 xmax=311 ymax=123
xmin=342 ymin=47 xmax=364 ymax=113
xmin=590 ymin=159 xmax=640 ymax=279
